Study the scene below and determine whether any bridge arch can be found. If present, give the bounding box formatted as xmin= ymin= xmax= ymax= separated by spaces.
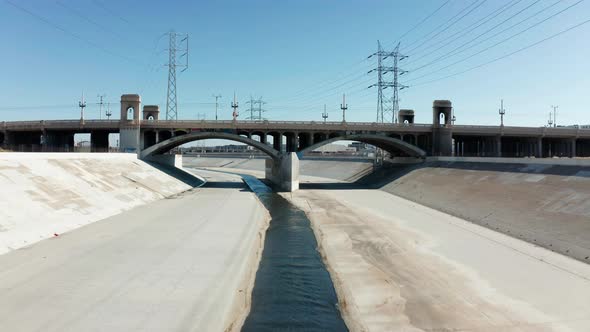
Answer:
xmin=140 ymin=131 xmax=281 ymax=160
xmin=297 ymin=134 xmax=426 ymax=158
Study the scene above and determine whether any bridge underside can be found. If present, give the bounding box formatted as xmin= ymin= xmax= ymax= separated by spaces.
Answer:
xmin=0 ymin=129 xmax=117 ymax=152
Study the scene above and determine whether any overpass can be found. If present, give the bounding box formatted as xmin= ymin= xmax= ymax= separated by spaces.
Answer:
xmin=2 ymin=94 xmax=590 ymax=190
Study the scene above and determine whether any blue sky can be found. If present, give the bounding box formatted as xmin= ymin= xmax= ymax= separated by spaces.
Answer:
xmin=1 ymin=0 xmax=589 ymax=126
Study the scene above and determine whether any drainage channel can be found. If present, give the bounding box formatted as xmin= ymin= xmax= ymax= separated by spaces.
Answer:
xmin=241 ymin=175 xmax=348 ymax=332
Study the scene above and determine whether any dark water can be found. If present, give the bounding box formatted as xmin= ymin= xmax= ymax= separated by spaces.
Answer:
xmin=241 ymin=192 xmax=348 ymax=332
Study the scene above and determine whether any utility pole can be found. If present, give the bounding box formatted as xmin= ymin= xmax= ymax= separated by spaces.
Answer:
xmin=165 ymin=30 xmax=189 ymax=120
xmin=231 ymin=92 xmax=239 ymax=121
xmin=78 ymin=92 xmax=86 ymax=123
xmin=97 ymin=94 xmax=106 ymax=120
xmin=105 ymin=102 xmax=112 ymax=120
xmin=197 ymin=112 xmax=206 ymax=120
xmin=212 ymin=94 xmax=221 ymax=121
xmin=548 ymin=112 xmax=553 ymax=127
xmin=551 ymin=105 xmax=558 ymax=127
xmin=499 ymin=99 xmax=506 ymax=127
xmin=368 ymin=41 xmax=407 ymax=124
xmin=322 ymin=104 xmax=328 ymax=123
xmin=340 ymin=93 xmax=348 ymax=122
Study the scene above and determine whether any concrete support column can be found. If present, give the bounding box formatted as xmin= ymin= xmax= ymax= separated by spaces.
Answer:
xmin=286 ymin=134 xmax=297 ymax=153
xmin=496 ymin=136 xmax=502 ymax=157
xmin=274 ymin=134 xmax=282 ymax=152
xmin=0 ymin=130 xmax=7 ymax=149
xmin=536 ymin=137 xmax=543 ymax=158
xmin=570 ymin=138 xmax=577 ymax=158
xmin=261 ymin=133 xmax=267 ymax=145
xmin=265 ymin=152 xmax=299 ymax=192
xmin=120 ymin=127 xmax=140 ymax=153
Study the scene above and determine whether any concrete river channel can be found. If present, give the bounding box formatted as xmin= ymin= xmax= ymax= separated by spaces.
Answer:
xmin=240 ymin=176 xmax=348 ymax=331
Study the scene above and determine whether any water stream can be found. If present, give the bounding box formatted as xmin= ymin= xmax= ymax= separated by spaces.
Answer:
xmin=241 ymin=186 xmax=348 ymax=331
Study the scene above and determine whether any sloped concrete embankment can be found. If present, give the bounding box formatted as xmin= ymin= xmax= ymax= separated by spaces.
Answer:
xmin=0 ymin=153 xmax=199 ymax=254
xmin=183 ymin=156 xmax=374 ymax=182
xmin=369 ymin=158 xmax=590 ymax=263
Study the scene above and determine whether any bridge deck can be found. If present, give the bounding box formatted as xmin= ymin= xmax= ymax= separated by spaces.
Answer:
xmin=3 ymin=120 xmax=590 ymax=138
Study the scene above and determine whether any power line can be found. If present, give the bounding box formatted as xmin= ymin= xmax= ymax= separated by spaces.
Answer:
xmin=407 ymin=0 xmax=545 ymax=73
xmin=4 ymin=0 xmax=145 ymax=66
xmin=407 ymin=0 xmax=583 ymax=84
xmin=266 ymin=59 xmax=373 ymax=103
xmin=390 ymin=0 xmax=452 ymax=44
xmin=410 ymin=16 xmax=590 ymax=87
xmin=92 ymin=0 xmax=132 ymax=25
xmin=403 ymin=0 xmax=485 ymax=51
xmin=405 ymin=0 xmax=524 ymax=64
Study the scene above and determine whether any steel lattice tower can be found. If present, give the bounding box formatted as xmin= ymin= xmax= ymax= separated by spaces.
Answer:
xmin=165 ymin=31 xmax=189 ymax=120
xmin=368 ymin=41 xmax=407 ymax=123
xmin=245 ymin=96 xmax=267 ymax=120
xmin=392 ymin=42 xmax=408 ymax=123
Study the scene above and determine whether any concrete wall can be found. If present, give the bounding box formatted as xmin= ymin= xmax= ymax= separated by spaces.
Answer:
xmin=376 ymin=159 xmax=590 ymax=263
xmin=264 ymin=153 xmax=299 ymax=191
xmin=0 ymin=153 xmax=194 ymax=254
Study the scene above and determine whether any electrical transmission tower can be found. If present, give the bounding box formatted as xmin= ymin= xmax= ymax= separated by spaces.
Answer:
xmin=246 ymin=96 xmax=267 ymax=120
xmin=165 ymin=31 xmax=189 ymax=120
xmin=368 ymin=41 xmax=407 ymax=124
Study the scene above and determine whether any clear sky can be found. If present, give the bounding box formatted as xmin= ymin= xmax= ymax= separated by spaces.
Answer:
xmin=1 ymin=0 xmax=589 ymax=127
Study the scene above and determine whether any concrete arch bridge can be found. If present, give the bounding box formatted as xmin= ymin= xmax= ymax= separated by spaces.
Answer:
xmin=140 ymin=131 xmax=427 ymax=191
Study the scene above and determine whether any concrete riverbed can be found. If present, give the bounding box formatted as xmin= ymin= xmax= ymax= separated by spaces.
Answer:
xmin=285 ymin=188 xmax=590 ymax=331
xmin=2 ymin=154 xmax=590 ymax=331
xmin=0 ymin=168 xmax=269 ymax=331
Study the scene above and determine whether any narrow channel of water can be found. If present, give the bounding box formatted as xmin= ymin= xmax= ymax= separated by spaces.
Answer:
xmin=241 ymin=190 xmax=348 ymax=332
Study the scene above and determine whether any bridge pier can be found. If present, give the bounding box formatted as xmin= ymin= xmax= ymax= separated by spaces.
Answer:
xmin=432 ymin=100 xmax=453 ymax=156
xmin=265 ymin=152 xmax=299 ymax=192
xmin=120 ymin=127 xmax=140 ymax=153
xmin=570 ymin=138 xmax=577 ymax=158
